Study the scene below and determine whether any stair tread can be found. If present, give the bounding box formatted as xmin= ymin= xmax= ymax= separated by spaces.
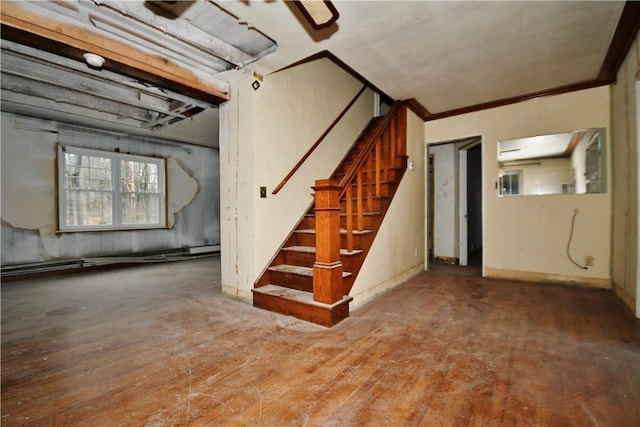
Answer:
xmin=268 ymin=264 xmax=352 ymax=277
xmin=295 ymin=229 xmax=373 ymax=235
xmin=252 ymin=284 xmax=352 ymax=307
xmin=340 ymin=211 xmax=381 ymax=216
xmin=306 ymin=211 xmax=380 ymax=218
xmin=253 ymin=284 xmax=314 ymax=303
xmin=283 ymin=246 xmax=363 ymax=255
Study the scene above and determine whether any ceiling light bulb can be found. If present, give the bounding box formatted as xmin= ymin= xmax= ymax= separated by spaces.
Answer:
xmin=83 ymin=53 xmax=105 ymax=68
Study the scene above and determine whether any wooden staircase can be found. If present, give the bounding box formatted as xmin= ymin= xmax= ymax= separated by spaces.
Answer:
xmin=252 ymin=102 xmax=408 ymax=326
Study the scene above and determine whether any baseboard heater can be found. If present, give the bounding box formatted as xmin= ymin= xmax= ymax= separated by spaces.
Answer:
xmin=1 ymin=259 xmax=84 ymax=278
xmin=1 ymin=245 xmax=221 ymax=278
xmin=189 ymin=245 xmax=220 ymax=255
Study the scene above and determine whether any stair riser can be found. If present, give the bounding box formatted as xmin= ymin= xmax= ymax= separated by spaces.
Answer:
xmin=341 ymin=198 xmax=384 ymax=212
xmin=340 ymin=216 xmax=377 ymax=229
xmin=252 ymin=292 xmax=350 ymax=327
xmin=282 ymin=251 xmax=315 ymax=268
xmin=305 ymin=214 xmax=379 ymax=230
xmin=282 ymin=251 xmax=362 ymax=272
xmin=293 ymin=233 xmax=316 ymax=247
xmin=294 ymin=232 xmax=370 ymax=249
xmin=268 ymin=270 xmax=313 ymax=292
xmin=340 ymin=233 xmax=373 ymax=249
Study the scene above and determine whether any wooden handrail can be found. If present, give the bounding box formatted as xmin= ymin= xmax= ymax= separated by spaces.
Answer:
xmin=272 ymin=85 xmax=368 ymax=195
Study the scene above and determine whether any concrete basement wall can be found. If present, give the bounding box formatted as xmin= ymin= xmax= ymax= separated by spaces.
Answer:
xmin=611 ymin=31 xmax=640 ymax=317
xmin=426 ymin=86 xmax=611 ymax=287
xmin=219 ymin=57 xmax=375 ymax=300
xmin=1 ymin=113 xmax=220 ymax=265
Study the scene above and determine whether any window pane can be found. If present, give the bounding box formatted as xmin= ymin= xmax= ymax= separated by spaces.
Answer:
xmin=120 ymin=160 xmax=159 ymax=193
xmin=499 ymin=172 xmax=521 ymax=196
xmin=65 ymin=190 xmax=112 ymax=226
xmin=122 ymin=193 xmax=159 ymax=225
xmin=510 ymin=175 xmax=520 ymax=195
xmin=65 ymin=154 xmax=111 ymax=190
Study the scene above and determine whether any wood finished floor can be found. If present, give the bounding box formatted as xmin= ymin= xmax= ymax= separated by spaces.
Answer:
xmin=2 ymin=256 xmax=639 ymax=426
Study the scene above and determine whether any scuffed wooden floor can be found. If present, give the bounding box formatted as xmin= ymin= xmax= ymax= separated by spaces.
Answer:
xmin=2 ymin=257 xmax=639 ymax=426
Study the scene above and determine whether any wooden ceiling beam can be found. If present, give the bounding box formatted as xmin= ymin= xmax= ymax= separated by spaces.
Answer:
xmin=0 ymin=2 xmax=229 ymax=104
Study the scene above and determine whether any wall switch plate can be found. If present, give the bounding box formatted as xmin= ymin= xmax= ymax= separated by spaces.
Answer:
xmin=260 ymin=186 xmax=267 ymax=198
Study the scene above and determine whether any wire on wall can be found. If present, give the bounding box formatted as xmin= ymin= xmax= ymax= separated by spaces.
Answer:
xmin=567 ymin=208 xmax=588 ymax=270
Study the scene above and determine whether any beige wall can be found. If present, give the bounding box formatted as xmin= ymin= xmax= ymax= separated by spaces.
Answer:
xmin=350 ymin=109 xmax=426 ymax=307
xmin=426 ymin=87 xmax=611 ymax=286
xmin=219 ymin=58 xmax=375 ymax=299
xmin=611 ymin=31 xmax=639 ymax=316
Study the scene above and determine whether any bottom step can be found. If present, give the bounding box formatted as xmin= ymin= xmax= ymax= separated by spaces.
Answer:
xmin=252 ymin=285 xmax=353 ymax=327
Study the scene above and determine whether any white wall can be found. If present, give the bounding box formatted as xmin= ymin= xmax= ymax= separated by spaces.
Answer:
xmin=349 ymin=108 xmax=426 ymax=307
xmin=219 ymin=58 xmax=375 ymax=300
xmin=501 ymin=157 xmax=572 ymax=195
xmin=429 ymin=142 xmax=459 ymax=259
xmin=426 ymin=87 xmax=611 ymax=286
xmin=611 ymin=32 xmax=639 ymax=316
xmin=1 ymin=113 xmax=220 ymax=264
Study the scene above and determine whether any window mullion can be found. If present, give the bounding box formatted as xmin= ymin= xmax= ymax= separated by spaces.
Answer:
xmin=113 ymin=157 xmax=122 ymax=226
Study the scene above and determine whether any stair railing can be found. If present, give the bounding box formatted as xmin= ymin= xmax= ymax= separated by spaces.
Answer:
xmin=338 ymin=101 xmax=407 ymax=251
xmin=312 ymin=101 xmax=407 ymax=304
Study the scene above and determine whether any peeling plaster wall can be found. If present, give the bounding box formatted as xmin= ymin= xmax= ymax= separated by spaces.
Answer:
xmin=611 ymin=31 xmax=639 ymax=316
xmin=219 ymin=58 xmax=374 ymax=300
xmin=1 ymin=113 xmax=220 ymax=265
xmin=426 ymin=87 xmax=611 ymax=285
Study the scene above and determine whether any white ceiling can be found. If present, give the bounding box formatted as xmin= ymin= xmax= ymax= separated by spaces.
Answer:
xmin=221 ymin=0 xmax=626 ymax=115
xmin=0 ymin=0 xmax=631 ymax=133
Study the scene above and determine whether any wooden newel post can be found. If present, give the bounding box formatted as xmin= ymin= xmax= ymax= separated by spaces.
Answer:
xmin=312 ymin=179 xmax=344 ymax=305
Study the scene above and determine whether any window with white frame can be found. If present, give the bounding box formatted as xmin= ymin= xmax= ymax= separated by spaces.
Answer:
xmin=58 ymin=146 xmax=166 ymax=230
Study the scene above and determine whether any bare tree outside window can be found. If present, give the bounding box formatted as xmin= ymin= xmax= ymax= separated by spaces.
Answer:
xmin=121 ymin=160 xmax=160 ymax=224
xmin=64 ymin=153 xmax=112 ymax=226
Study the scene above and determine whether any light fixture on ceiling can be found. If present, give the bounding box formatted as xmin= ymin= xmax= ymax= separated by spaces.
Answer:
xmin=293 ymin=0 xmax=339 ymax=30
xmin=83 ymin=52 xmax=105 ymax=68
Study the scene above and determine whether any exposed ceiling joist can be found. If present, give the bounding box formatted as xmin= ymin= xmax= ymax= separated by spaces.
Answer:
xmin=1 ymin=40 xmax=213 ymax=128
xmin=0 ymin=1 xmax=275 ymax=104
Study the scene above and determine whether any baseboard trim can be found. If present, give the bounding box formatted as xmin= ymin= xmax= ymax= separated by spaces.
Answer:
xmin=485 ymin=268 xmax=611 ymax=289
xmin=350 ymin=263 xmax=424 ymax=310
xmin=221 ymin=285 xmax=253 ymax=303
xmin=612 ymin=281 xmax=637 ymax=315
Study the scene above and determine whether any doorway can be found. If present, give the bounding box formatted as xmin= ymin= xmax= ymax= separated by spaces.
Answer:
xmin=427 ymin=137 xmax=483 ymax=275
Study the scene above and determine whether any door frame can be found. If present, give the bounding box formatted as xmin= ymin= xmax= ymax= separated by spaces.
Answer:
xmin=458 ymin=140 xmax=482 ymax=266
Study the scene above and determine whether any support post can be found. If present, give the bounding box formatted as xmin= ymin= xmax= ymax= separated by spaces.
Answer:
xmin=312 ymin=179 xmax=344 ymax=304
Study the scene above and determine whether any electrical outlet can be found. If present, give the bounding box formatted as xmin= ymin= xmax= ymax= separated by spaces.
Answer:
xmin=259 ymin=186 xmax=267 ymax=198
xmin=584 ymin=255 xmax=594 ymax=267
